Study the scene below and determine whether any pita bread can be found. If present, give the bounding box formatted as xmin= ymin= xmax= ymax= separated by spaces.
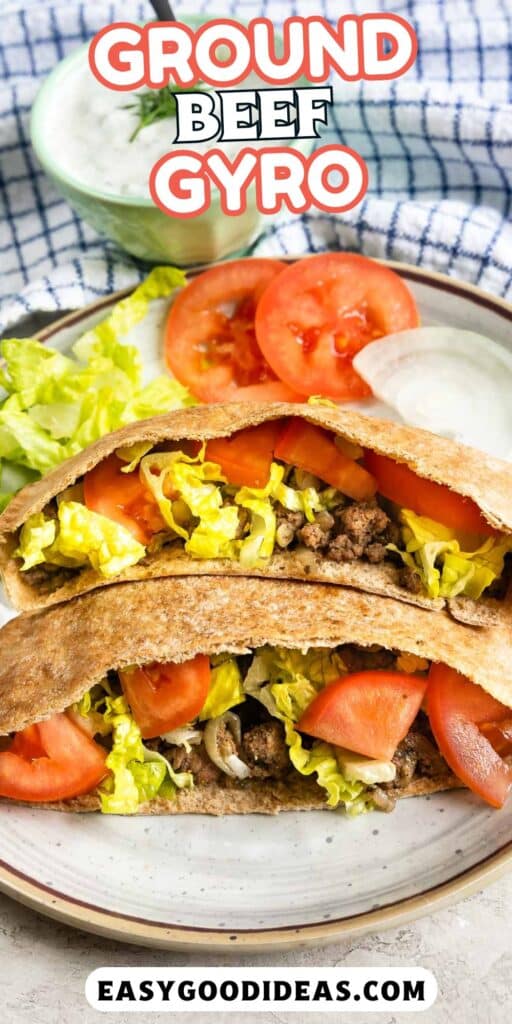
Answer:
xmin=0 ymin=574 xmax=510 ymax=814
xmin=22 ymin=773 xmax=462 ymax=815
xmin=0 ymin=573 xmax=507 ymax=819
xmin=3 ymin=574 xmax=512 ymax=735
xmin=1 ymin=402 xmax=511 ymax=619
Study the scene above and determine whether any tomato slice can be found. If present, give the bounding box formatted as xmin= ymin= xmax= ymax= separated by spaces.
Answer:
xmin=480 ymin=719 xmax=512 ymax=758
xmin=119 ymin=655 xmax=211 ymax=739
xmin=255 ymin=253 xmax=419 ymax=401
xmin=297 ymin=670 xmax=427 ymax=761
xmin=9 ymin=724 xmax=46 ymax=759
xmin=274 ymin=419 xmax=376 ymax=500
xmin=84 ymin=454 xmax=165 ymax=545
xmin=363 ymin=451 xmax=494 ymax=535
xmin=205 ymin=421 xmax=283 ymax=488
xmin=164 ymin=259 xmax=304 ymax=403
xmin=0 ymin=714 xmax=108 ymax=803
xmin=427 ymin=663 xmax=512 ymax=808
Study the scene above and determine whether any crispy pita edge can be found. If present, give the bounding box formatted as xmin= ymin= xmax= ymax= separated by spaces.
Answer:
xmin=1 ymin=541 xmax=448 ymax=615
xmin=447 ymin=596 xmax=500 ymax=628
xmin=7 ymin=772 xmax=462 ymax=815
xmin=1 ymin=531 xmax=499 ymax=628
xmin=1 ymin=574 xmax=512 ymax=738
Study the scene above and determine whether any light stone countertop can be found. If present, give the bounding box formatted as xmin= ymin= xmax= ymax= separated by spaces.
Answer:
xmin=0 ymin=877 xmax=510 ymax=1024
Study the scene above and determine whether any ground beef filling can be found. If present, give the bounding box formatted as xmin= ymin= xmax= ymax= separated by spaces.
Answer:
xmin=23 ymin=562 xmax=79 ymax=596
xmin=157 ymin=685 xmax=448 ymax=812
xmin=163 ymin=719 xmax=292 ymax=787
xmin=20 ymin=478 xmax=418 ymax=596
xmin=275 ymin=498 xmax=405 ymax=573
xmin=371 ymin=714 xmax=449 ymax=813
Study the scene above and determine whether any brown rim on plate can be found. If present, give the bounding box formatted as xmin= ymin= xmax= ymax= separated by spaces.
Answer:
xmin=2 ymin=257 xmax=512 ymax=951
xmin=0 ymin=837 xmax=510 ymax=952
xmin=34 ymin=257 xmax=512 ymax=348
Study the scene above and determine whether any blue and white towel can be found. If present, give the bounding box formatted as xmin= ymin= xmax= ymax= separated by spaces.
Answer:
xmin=1 ymin=0 xmax=512 ymax=331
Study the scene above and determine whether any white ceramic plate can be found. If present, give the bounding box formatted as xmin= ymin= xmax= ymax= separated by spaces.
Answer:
xmin=1 ymin=260 xmax=512 ymax=952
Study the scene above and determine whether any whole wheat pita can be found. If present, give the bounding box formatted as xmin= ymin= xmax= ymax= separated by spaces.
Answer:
xmin=1 ymin=402 xmax=510 ymax=621
xmin=0 ymin=575 xmax=510 ymax=814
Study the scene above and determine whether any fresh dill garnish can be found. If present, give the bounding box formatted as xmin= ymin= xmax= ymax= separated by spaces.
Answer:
xmin=125 ymin=84 xmax=205 ymax=142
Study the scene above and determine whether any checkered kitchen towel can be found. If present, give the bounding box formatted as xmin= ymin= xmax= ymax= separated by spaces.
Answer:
xmin=1 ymin=0 xmax=512 ymax=331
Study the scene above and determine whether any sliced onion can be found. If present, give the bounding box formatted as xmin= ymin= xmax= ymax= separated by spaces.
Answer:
xmin=160 ymin=725 xmax=202 ymax=752
xmin=203 ymin=712 xmax=251 ymax=779
xmin=353 ymin=327 xmax=512 ymax=459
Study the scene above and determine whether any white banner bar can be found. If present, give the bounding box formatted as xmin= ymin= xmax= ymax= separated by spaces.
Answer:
xmin=86 ymin=966 xmax=437 ymax=1012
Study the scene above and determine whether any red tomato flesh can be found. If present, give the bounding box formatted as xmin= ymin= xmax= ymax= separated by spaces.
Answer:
xmin=205 ymin=421 xmax=283 ymax=488
xmin=297 ymin=670 xmax=428 ymax=761
xmin=0 ymin=714 xmax=108 ymax=803
xmin=364 ymin=450 xmax=494 ymax=535
xmin=165 ymin=259 xmax=303 ymax=403
xmin=427 ymin=663 xmax=512 ymax=808
xmin=255 ymin=253 xmax=419 ymax=401
xmin=274 ymin=419 xmax=376 ymax=501
xmin=480 ymin=719 xmax=512 ymax=758
xmin=84 ymin=454 xmax=165 ymax=545
xmin=119 ymin=655 xmax=211 ymax=739
xmin=9 ymin=724 xmax=47 ymax=759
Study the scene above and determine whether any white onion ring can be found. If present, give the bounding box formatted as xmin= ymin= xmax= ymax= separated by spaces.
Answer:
xmin=353 ymin=327 xmax=512 ymax=459
xmin=203 ymin=712 xmax=250 ymax=779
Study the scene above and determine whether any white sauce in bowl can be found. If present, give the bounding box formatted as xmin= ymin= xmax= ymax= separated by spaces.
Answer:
xmin=44 ymin=58 xmax=270 ymax=200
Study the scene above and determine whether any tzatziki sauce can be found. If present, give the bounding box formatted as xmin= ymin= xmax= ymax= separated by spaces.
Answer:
xmin=44 ymin=58 xmax=272 ymax=199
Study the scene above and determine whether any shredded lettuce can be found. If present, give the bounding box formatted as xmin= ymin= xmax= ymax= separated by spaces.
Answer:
xmin=123 ymin=376 xmax=194 ymax=423
xmin=72 ymin=265 xmax=186 ymax=367
xmin=243 ymin=646 xmax=370 ymax=813
xmin=0 ymin=267 xmax=195 ymax=505
xmin=15 ymin=512 xmax=57 ymax=570
xmin=116 ymin=441 xmax=154 ymax=473
xmin=140 ymin=448 xmax=239 ymax=558
xmin=199 ymin=659 xmax=245 ymax=721
xmin=307 ymin=396 xmax=338 ymax=408
xmin=285 ymin=725 xmax=368 ymax=814
xmin=235 ymin=462 xmax=324 ymax=568
xmin=16 ymin=437 xmax=331 ymax=575
xmin=235 ymin=468 xmax=279 ymax=568
xmin=74 ymin=687 xmax=192 ymax=814
xmin=392 ymin=509 xmax=512 ymax=599
xmin=17 ymin=502 xmax=145 ymax=577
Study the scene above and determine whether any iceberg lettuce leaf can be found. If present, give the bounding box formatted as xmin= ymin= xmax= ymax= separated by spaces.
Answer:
xmin=243 ymin=645 xmax=369 ymax=812
xmin=74 ymin=688 xmax=191 ymax=814
xmin=235 ymin=464 xmax=281 ymax=567
xmin=140 ymin=449 xmax=239 ymax=558
xmin=0 ymin=460 xmax=39 ymax=513
xmin=120 ymin=375 xmax=196 ymax=423
xmin=16 ymin=512 xmax=57 ymax=570
xmin=72 ymin=265 xmax=186 ymax=370
xmin=0 ymin=267 xmax=192 ymax=504
xmin=199 ymin=659 xmax=245 ymax=720
xmin=284 ymin=722 xmax=368 ymax=812
xmin=393 ymin=509 xmax=512 ymax=600
xmin=17 ymin=502 xmax=145 ymax=577
xmin=235 ymin=463 xmax=325 ymax=565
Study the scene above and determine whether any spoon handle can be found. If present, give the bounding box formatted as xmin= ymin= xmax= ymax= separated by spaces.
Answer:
xmin=149 ymin=0 xmax=176 ymax=21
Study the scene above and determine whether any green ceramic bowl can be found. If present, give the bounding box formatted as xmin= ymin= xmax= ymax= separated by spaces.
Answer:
xmin=30 ymin=17 xmax=313 ymax=266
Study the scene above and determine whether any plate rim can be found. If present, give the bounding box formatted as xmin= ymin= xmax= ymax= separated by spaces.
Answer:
xmin=34 ymin=256 xmax=512 ymax=346
xmin=3 ymin=256 xmax=512 ymax=951
xmin=0 ymin=830 xmax=511 ymax=952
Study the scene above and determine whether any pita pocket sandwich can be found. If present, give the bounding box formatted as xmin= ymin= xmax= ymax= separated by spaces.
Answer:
xmin=1 ymin=403 xmax=512 ymax=624
xmin=0 ymin=575 xmax=510 ymax=815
